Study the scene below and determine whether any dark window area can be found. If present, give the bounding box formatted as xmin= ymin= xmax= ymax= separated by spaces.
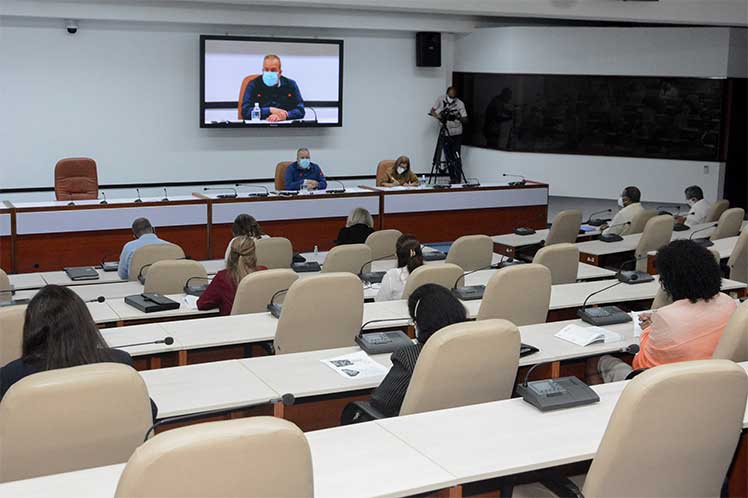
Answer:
xmin=453 ymin=72 xmax=725 ymax=161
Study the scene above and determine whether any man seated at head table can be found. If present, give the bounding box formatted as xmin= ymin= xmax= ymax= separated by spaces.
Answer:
xmin=600 ymin=186 xmax=644 ymax=237
xmin=284 ymin=148 xmax=328 ymax=191
xmin=675 ymin=185 xmax=712 ymax=226
xmin=241 ymin=54 xmax=305 ymax=123
xmin=587 ymin=239 xmax=737 ymax=384
xmin=117 ymin=217 xmax=171 ymax=280
xmin=380 ymin=156 xmax=420 ymax=187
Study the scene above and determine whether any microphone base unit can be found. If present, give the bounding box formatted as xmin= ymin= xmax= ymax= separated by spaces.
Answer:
xmin=673 ymin=223 xmax=690 ymax=232
xmin=101 ymin=261 xmax=119 ymax=272
xmin=517 ymin=376 xmax=599 ymax=412
xmin=577 ymin=306 xmax=632 ymax=326
xmin=513 ymin=227 xmax=536 ymax=236
xmin=452 ymin=285 xmax=485 ymax=301
xmin=599 ymin=234 xmax=624 ymax=243
xmin=587 ymin=219 xmax=610 ymax=227
xmin=617 ymin=271 xmax=655 ymax=285
xmin=275 ymin=191 xmax=299 ymax=196
xmin=520 ymin=343 xmax=540 ymax=357
xmin=134 ymin=199 xmax=143 ymax=203
xmin=184 ymin=284 xmax=209 ymax=297
xmin=216 ymin=194 xmax=238 ymax=199
xmin=691 ymin=238 xmax=715 ymax=248
xmin=360 ymin=271 xmax=386 ymax=284
xmin=356 ymin=331 xmax=413 ymax=355
xmin=326 ymin=189 xmax=346 ymax=194
xmin=508 ymin=181 xmax=526 ymax=187
xmin=497 ymin=258 xmax=525 ymax=269
xmin=267 ymin=303 xmax=283 ymax=319
xmin=0 ymin=298 xmax=31 ymax=308
xmin=422 ymin=251 xmax=447 ymax=262
xmin=246 ymin=192 xmax=270 ymax=197
xmin=292 ymin=262 xmax=322 ymax=273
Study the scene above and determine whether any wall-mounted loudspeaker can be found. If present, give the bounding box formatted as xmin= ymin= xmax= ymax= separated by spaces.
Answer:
xmin=416 ymin=32 xmax=441 ymax=67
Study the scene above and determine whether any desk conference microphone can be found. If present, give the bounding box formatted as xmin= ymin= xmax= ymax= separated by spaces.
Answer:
xmin=656 ymin=205 xmax=682 ymax=216
xmin=143 ymin=392 xmax=295 ymax=441
xmin=325 ymin=178 xmax=347 ymax=194
xmin=134 ymin=188 xmax=143 ymax=203
xmin=162 ymin=187 xmax=169 ymax=202
xmin=358 ymin=253 xmax=396 ymax=283
xmin=616 ymin=254 xmax=654 ymax=284
xmin=689 ymin=223 xmax=718 ymax=247
xmin=307 ymin=106 xmax=319 ymax=123
xmin=586 ymin=208 xmax=612 ymax=226
xmin=235 ymin=183 xmax=270 ymax=197
xmin=99 ymin=191 xmax=108 ymax=205
xmin=598 ymin=221 xmax=631 ymax=243
xmin=356 ymin=318 xmax=413 ymax=355
xmin=184 ymin=276 xmax=211 ymax=296
xmin=204 ymin=187 xmax=238 ymax=199
xmin=502 ymin=173 xmax=526 ymax=187
xmin=267 ymin=288 xmax=290 ymax=318
xmin=451 ymin=262 xmax=502 ymax=301
xmin=117 ymin=336 xmax=175 ymax=350
xmin=86 ymin=296 xmax=106 ymax=304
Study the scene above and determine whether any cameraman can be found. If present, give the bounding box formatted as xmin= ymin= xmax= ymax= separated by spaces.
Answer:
xmin=430 ymin=87 xmax=468 ymax=183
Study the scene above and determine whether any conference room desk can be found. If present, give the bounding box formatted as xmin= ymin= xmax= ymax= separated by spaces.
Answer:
xmin=6 ymin=272 xmax=46 ymax=291
xmin=0 ymin=204 xmax=10 ymax=271
xmin=646 ymin=234 xmax=740 ymax=274
xmin=492 ymin=228 xmax=601 ymax=258
xmin=362 ymin=182 xmax=549 ymax=244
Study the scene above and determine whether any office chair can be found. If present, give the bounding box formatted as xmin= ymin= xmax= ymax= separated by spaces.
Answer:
xmin=402 ymin=263 xmax=464 ymax=300
xmin=511 ymin=360 xmax=748 ymax=498
xmin=707 ymin=199 xmax=730 ymax=223
xmin=545 ymin=210 xmax=583 ymax=246
xmin=231 ymin=269 xmax=299 ymax=315
xmin=533 ymin=243 xmax=579 ymax=284
xmin=143 ymin=260 xmax=207 ymax=295
xmin=375 ymin=160 xmax=396 ymax=186
xmin=634 ymin=215 xmax=673 ymax=273
xmin=341 ymin=319 xmax=520 ymax=422
xmin=477 ymin=264 xmax=551 ymax=326
xmin=0 ymin=363 xmax=153 ymax=482
xmin=129 ymin=243 xmax=186 ymax=282
xmin=115 ymin=417 xmax=313 ymax=498
xmin=711 ymin=208 xmax=745 ymax=241
xmin=444 ymin=235 xmax=493 ymax=271
xmin=255 ymin=237 xmax=293 ymax=269
xmin=712 ymin=300 xmax=748 ymax=362
xmin=274 ymin=162 xmax=293 ymax=191
xmin=628 ymin=208 xmax=657 ymax=235
xmin=727 ymin=229 xmax=748 ymax=283
xmin=236 ymin=74 xmax=260 ymax=120
xmin=0 ymin=268 xmax=10 ymax=293
xmin=274 ymin=273 xmax=363 ymax=354
xmin=365 ymin=229 xmax=402 ymax=260
xmin=0 ymin=305 xmax=25 ymax=366
xmin=322 ymin=244 xmax=372 ymax=274
xmin=54 ymin=157 xmax=99 ymax=201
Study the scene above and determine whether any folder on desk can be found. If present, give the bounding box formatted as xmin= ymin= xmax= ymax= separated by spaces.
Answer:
xmin=125 ymin=293 xmax=180 ymax=313
xmin=64 ymin=267 xmax=100 ymax=281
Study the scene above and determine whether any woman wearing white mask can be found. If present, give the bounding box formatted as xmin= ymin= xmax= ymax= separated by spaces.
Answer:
xmin=381 ymin=156 xmax=420 ymax=187
xmin=601 ymin=186 xmax=644 ymax=237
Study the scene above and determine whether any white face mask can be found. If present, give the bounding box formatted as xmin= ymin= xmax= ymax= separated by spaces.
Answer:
xmin=446 ymin=96 xmax=455 ymax=104
xmin=687 ymin=199 xmax=696 ymax=207
xmin=617 ymin=197 xmax=625 ymax=208
xmin=397 ymin=166 xmax=407 ymax=174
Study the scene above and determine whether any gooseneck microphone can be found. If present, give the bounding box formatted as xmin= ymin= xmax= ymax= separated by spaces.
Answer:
xmin=267 ymin=288 xmax=290 ymax=318
xmin=307 ymin=106 xmax=319 ymax=123
xmin=161 ymin=188 xmax=169 ymax=202
xmin=358 ymin=253 xmax=396 ymax=284
xmin=689 ymin=223 xmax=718 ymax=247
xmin=134 ymin=188 xmax=143 ymax=203
xmin=86 ymin=296 xmax=106 ymax=303
xmin=235 ymin=184 xmax=270 ymax=197
xmin=325 ymin=179 xmax=347 ymax=194
xmin=598 ymin=221 xmax=631 ymax=243
xmin=502 ymin=173 xmax=526 ymax=186
xmin=452 ymin=263 xmax=500 ymax=290
xmin=116 ymin=336 xmax=175 ymax=349
xmin=204 ymin=187 xmax=238 ymax=199
xmin=586 ymin=209 xmax=612 ymax=226
xmin=99 ymin=192 xmax=108 ymax=205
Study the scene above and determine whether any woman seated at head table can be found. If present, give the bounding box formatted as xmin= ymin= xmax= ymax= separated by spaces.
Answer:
xmin=588 ymin=239 xmax=737 ymax=384
xmin=0 ymin=285 xmax=158 ymax=420
xmin=335 ymin=207 xmax=375 ymax=245
xmin=380 ymin=156 xmax=420 ymax=187
xmin=224 ymin=214 xmax=269 ymax=261
xmin=369 ymin=284 xmax=468 ymax=417
xmin=375 ymin=234 xmax=424 ymax=302
xmin=198 ymin=236 xmax=268 ymax=315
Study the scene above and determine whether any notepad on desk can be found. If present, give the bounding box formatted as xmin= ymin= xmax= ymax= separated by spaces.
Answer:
xmin=555 ymin=324 xmax=623 ymax=347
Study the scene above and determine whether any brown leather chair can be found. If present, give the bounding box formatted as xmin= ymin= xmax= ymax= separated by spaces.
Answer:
xmin=376 ymin=160 xmax=395 ymax=186
xmin=54 ymin=158 xmax=99 ymax=201
xmin=237 ymin=74 xmax=260 ymax=120
xmin=274 ymin=161 xmax=293 ymax=190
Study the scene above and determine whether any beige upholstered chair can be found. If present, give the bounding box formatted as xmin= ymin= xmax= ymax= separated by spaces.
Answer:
xmin=711 ymin=207 xmax=745 ymax=241
xmin=651 ymin=287 xmax=672 ymax=310
xmin=275 ymin=273 xmax=363 ymax=354
xmin=713 ymin=301 xmax=748 ymax=362
xmin=401 ymin=263 xmax=465 ymax=300
xmin=545 ymin=210 xmax=582 ymax=246
xmin=477 ymin=264 xmax=551 ymax=325
xmin=399 ymin=320 xmax=520 ymax=416
xmin=707 ymin=199 xmax=730 ymax=223
xmin=634 ymin=215 xmax=673 ymax=272
xmin=143 ymin=260 xmax=207 ymax=295
xmin=514 ymin=360 xmax=748 ymax=498
xmin=0 ymin=306 xmax=25 ymax=367
xmin=628 ymin=208 xmax=657 ymax=235
xmin=0 ymin=363 xmax=153 ymax=482
xmin=728 ymin=229 xmax=748 ymax=283
xmin=115 ymin=417 xmax=313 ymax=498
xmin=365 ymin=229 xmax=402 ymax=260
xmin=0 ymin=269 xmax=10 ymax=293
xmin=231 ymin=269 xmax=299 ymax=315
xmin=255 ymin=237 xmax=293 ymax=269
xmin=445 ymin=235 xmax=493 ymax=271
xmin=322 ymin=244 xmax=372 ymax=274
xmin=533 ymin=243 xmax=579 ymax=284
xmin=129 ymin=243 xmax=185 ymax=282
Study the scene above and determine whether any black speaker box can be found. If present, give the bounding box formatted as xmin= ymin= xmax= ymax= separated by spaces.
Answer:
xmin=416 ymin=32 xmax=441 ymax=67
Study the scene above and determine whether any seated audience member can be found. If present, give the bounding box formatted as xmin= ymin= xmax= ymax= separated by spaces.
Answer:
xmin=198 ymin=236 xmax=267 ymax=315
xmin=369 ymin=284 xmax=468 ymax=417
xmin=224 ymin=214 xmax=268 ymax=261
xmin=675 ymin=185 xmax=712 ymax=226
xmin=381 ymin=156 xmax=420 ymax=187
xmin=589 ymin=239 xmax=736 ymax=384
xmin=601 ymin=186 xmax=644 ymax=237
xmin=336 ymin=208 xmax=375 ymax=245
xmin=117 ymin=217 xmax=170 ymax=280
xmin=375 ymin=235 xmax=424 ymax=302
xmin=0 ymin=285 xmax=157 ymax=420
xmin=284 ymin=148 xmax=327 ymax=191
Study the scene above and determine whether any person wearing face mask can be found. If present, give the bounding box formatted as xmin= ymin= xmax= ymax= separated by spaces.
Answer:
xmin=284 ymin=147 xmax=328 ymax=191
xmin=241 ymin=54 xmax=305 ymax=123
xmin=675 ymin=185 xmax=712 ymax=226
xmin=381 ymin=156 xmax=420 ymax=187
xmin=600 ymin=186 xmax=644 ymax=237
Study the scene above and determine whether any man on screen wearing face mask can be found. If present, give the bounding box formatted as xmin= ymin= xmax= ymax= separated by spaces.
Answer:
xmin=675 ymin=185 xmax=712 ymax=226
xmin=284 ymin=148 xmax=328 ymax=191
xmin=600 ymin=186 xmax=644 ymax=237
xmin=241 ymin=54 xmax=305 ymax=123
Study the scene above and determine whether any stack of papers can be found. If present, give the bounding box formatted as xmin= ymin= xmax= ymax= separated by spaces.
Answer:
xmin=555 ymin=324 xmax=623 ymax=347
xmin=321 ymin=351 xmax=389 ymax=380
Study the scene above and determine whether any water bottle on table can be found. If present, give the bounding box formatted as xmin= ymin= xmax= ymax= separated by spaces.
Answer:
xmin=250 ymin=103 xmax=261 ymax=122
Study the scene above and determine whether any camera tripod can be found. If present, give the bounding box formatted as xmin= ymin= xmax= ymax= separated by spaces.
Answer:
xmin=429 ymin=119 xmax=466 ymax=185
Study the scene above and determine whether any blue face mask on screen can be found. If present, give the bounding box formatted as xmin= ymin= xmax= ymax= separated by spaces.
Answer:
xmin=262 ymin=71 xmax=279 ymax=86
xmin=299 ymin=158 xmax=311 ymax=169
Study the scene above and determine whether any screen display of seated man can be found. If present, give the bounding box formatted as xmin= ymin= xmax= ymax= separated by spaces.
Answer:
xmin=201 ymin=35 xmax=343 ymax=128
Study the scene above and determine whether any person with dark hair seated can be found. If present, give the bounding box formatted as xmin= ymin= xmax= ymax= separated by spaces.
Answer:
xmin=0 ymin=285 xmax=158 ymax=420
xmin=369 ymin=284 xmax=468 ymax=417
xmin=117 ymin=217 xmax=171 ymax=280
xmin=224 ymin=214 xmax=268 ymax=261
xmin=588 ymin=239 xmax=736 ymax=384
xmin=375 ymin=234 xmax=424 ymax=302
xmin=600 ymin=186 xmax=643 ymax=237
xmin=675 ymin=185 xmax=712 ymax=226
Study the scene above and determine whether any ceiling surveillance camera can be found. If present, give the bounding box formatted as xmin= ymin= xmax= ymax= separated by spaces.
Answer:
xmin=66 ymin=20 xmax=78 ymax=34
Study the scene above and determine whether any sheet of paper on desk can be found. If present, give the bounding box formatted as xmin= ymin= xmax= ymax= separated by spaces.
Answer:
xmin=322 ymin=351 xmax=388 ymax=380
xmin=630 ymin=311 xmax=644 ymax=337
xmin=555 ymin=324 xmax=623 ymax=347
xmin=181 ymin=295 xmax=199 ymax=310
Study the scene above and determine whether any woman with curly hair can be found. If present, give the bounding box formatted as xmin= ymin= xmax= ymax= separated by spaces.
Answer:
xmin=589 ymin=239 xmax=736 ymax=383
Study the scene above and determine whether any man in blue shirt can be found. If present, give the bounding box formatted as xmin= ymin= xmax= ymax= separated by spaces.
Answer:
xmin=284 ymin=148 xmax=328 ymax=191
xmin=117 ymin=218 xmax=170 ymax=280
xmin=241 ymin=54 xmax=305 ymax=123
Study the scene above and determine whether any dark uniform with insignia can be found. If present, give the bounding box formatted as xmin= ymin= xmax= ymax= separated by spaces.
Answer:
xmin=242 ymin=75 xmax=305 ymax=121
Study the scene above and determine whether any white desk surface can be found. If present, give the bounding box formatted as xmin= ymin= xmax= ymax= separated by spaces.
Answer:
xmin=88 ymin=302 xmax=120 ymax=324
xmin=104 ymin=294 xmax=216 ymax=323
xmin=0 ymin=463 xmax=125 ymax=498
xmin=15 ymin=281 xmax=145 ymax=303
xmin=465 ymin=264 xmax=614 ymax=286
xmin=7 ymin=273 xmax=46 ymax=290
xmin=41 ymin=269 xmax=125 ymax=287
xmin=101 ymin=323 xmax=176 ymax=356
xmin=648 ymin=235 xmax=739 ymax=260
xmin=140 ymin=360 xmax=277 ymax=418
xmin=492 ymin=228 xmax=602 ymax=248
xmin=159 ymin=313 xmax=276 ymax=349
